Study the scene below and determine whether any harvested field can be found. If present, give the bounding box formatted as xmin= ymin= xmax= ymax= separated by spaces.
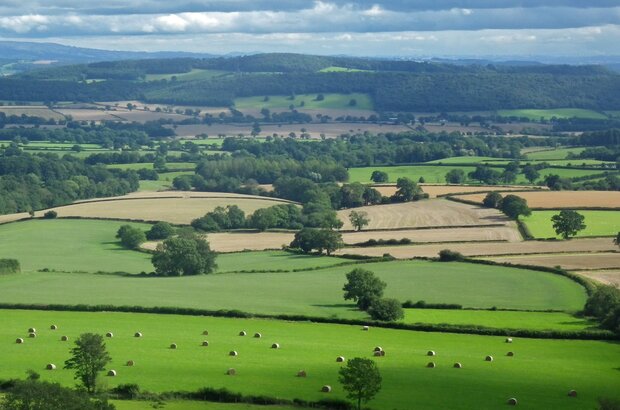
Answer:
xmin=453 ymin=191 xmax=620 ymax=209
xmin=373 ymin=184 xmax=542 ymax=198
xmin=576 ymin=270 xmax=620 ymax=286
xmin=0 ymin=105 xmax=65 ymax=120
xmin=337 ymin=199 xmax=513 ymax=230
xmin=336 ymin=238 xmax=617 ymax=259
xmin=0 ymin=212 xmax=30 ymax=225
xmin=485 ymin=253 xmax=620 ymax=271
xmin=143 ymin=232 xmax=296 ymax=253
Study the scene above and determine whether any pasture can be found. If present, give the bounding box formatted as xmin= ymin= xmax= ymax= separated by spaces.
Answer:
xmin=145 ymin=69 xmax=231 ymax=82
xmin=453 ymin=191 xmax=620 ymax=209
xmin=497 ymin=108 xmax=608 ymax=120
xmin=524 ymin=147 xmax=587 ymax=160
xmin=234 ymin=93 xmax=373 ymax=111
xmin=2 ymin=309 xmax=619 ymax=410
xmin=138 ymin=171 xmax=193 ymax=191
xmin=521 ymin=210 xmax=620 ymax=238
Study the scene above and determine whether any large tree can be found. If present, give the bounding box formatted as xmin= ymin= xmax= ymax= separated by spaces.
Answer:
xmin=370 ymin=170 xmax=389 ymax=183
xmin=445 ymin=169 xmax=466 ymax=184
xmin=338 ymin=358 xmax=382 ymax=410
xmin=290 ymin=228 xmax=343 ymax=255
xmin=151 ymin=234 xmax=217 ymax=276
xmin=499 ymin=195 xmax=531 ymax=219
xmin=64 ymin=333 xmax=112 ymax=394
xmin=343 ymin=268 xmax=386 ymax=310
xmin=349 ymin=210 xmax=370 ymax=231
xmin=393 ymin=177 xmax=422 ymax=202
xmin=551 ymin=210 xmax=586 ymax=239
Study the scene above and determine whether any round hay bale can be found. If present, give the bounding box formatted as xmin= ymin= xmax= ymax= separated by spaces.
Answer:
xmin=28 ymin=332 xmax=36 ymax=338
xmin=427 ymin=350 xmax=436 ymax=356
xmin=362 ymin=326 xmax=369 ymax=331
xmin=254 ymin=332 xmax=262 ymax=338
xmin=321 ymin=385 xmax=332 ymax=393
xmin=239 ymin=331 xmax=247 ymax=336
xmin=15 ymin=338 xmax=24 ymax=344
xmin=28 ymin=328 xmax=36 ymax=333
xmin=126 ymin=360 xmax=135 ymax=367
xmin=50 ymin=325 xmax=58 ymax=330
xmin=374 ymin=346 xmax=383 ymax=352
xmin=170 ymin=343 xmax=177 ymax=349
xmin=507 ymin=397 xmax=518 ymax=406
xmin=454 ymin=362 xmax=462 ymax=368
xmin=485 ymin=355 xmax=494 ymax=362
xmin=506 ymin=337 xmax=513 ymax=343
xmin=373 ymin=351 xmax=382 ymax=357
xmin=507 ymin=351 xmax=514 ymax=357
xmin=297 ymin=370 xmax=307 ymax=378
xmin=271 ymin=343 xmax=280 ymax=349
xmin=61 ymin=335 xmax=69 ymax=342
xmin=229 ymin=350 xmax=238 ymax=356
xmin=227 ymin=368 xmax=236 ymax=376
xmin=202 ymin=330 xmax=209 ymax=335
xmin=336 ymin=356 xmax=345 ymax=362
xmin=107 ymin=370 xmax=117 ymax=377
xmin=105 ymin=332 xmax=113 ymax=338
xmin=46 ymin=363 xmax=56 ymax=370
xmin=568 ymin=390 xmax=577 ymax=397
xmin=134 ymin=332 xmax=142 ymax=338
xmin=427 ymin=362 xmax=436 ymax=368
xmin=202 ymin=341 xmax=209 ymax=347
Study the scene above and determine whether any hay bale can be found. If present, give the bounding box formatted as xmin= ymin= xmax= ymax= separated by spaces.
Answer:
xmin=568 ymin=390 xmax=577 ymax=397
xmin=227 ymin=368 xmax=236 ymax=376
xmin=373 ymin=351 xmax=382 ymax=357
xmin=507 ymin=397 xmax=518 ymax=406
xmin=170 ymin=343 xmax=177 ymax=349
xmin=239 ymin=331 xmax=247 ymax=336
xmin=202 ymin=330 xmax=209 ymax=335
xmin=362 ymin=326 xmax=369 ymax=331
xmin=321 ymin=385 xmax=332 ymax=393
xmin=374 ymin=346 xmax=383 ymax=352
xmin=336 ymin=356 xmax=345 ymax=362
xmin=485 ymin=355 xmax=494 ymax=362
xmin=61 ymin=335 xmax=69 ymax=342
xmin=427 ymin=350 xmax=436 ymax=356
xmin=28 ymin=332 xmax=36 ymax=338
xmin=506 ymin=337 xmax=513 ymax=343
xmin=454 ymin=362 xmax=462 ymax=368
xmin=134 ymin=332 xmax=142 ymax=338
xmin=380 ymin=350 xmax=386 ymax=357
xmin=126 ymin=360 xmax=135 ymax=367
xmin=15 ymin=338 xmax=24 ymax=344
xmin=105 ymin=332 xmax=113 ymax=338
xmin=229 ymin=350 xmax=238 ymax=356
xmin=46 ymin=363 xmax=56 ymax=370
xmin=107 ymin=370 xmax=117 ymax=377
xmin=202 ymin=341 xmax=209 ymax=347
xmin=28 ymin=328 xmax=36 ymax=333
xmin=254 ymin=332 xmax=262 ymax=338
xmin=271 ymin=343 xmax=280 ymax=349
xmin=297 ymin=370 xmax=307 ymax=378
xmin=427 ymin=362 xmax=436 ymax=368
xmin=50 ymin=325 xmax=58 ymax=330
xmin=507 ymin=351 xmax=514 ymax=357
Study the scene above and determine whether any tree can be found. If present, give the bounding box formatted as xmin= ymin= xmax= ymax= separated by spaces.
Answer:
xmin=64 ymin=333 xmax=112 ymax=394
xmin=290 ymin=228 xmax=343 ymax=255
xmin=338 ymin=358 xmax=382 ymax=410
xmin=343 ymin=268 xmax=386 ymax=310
xmin=614 ymin=232 xmax=620 ymax=248
xmin=368 ymin=298 xmax=404 ymax=321
xmin=584 ymin=285 xmax=620 ymax=319
xmin=482 ymin=191 xmax=503 ymax=208
xmin=445 ymin=169 xmax=466 ymax=184
xmin=499 ymin=195 xmax=531 ymax=219
xmin=551 ymin=210 xmax=586 ymax=239
xmin=1 ymin=379 xmax=113 ymax=410
xmin=522 ymin=165 xmax=540 ymax=184
xmin=152 ymin=234 xmax=217 ymax=276
xmin=43 ymin=210 xmax=58 ymax=219
xmin=370 ymin=170 xmax=388 ymax=183
xmin=116 ymin=225 xmax=146 ymax=250
xmin=392 ymin=177 xmax=422 ymax=202
xmin=349 ymin=210 xmax=370 ymax=231
xmin=145 ymin=221 xmax=175 ymax=241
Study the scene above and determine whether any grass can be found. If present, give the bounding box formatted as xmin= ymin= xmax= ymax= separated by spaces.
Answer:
xmin=145 ymin=69 xmax=231 ymax=82
xmin=2 ymin=309 xmax=619 ymax=410
xmin=216 ymin=251 xmax=348 ymax=273
xmin=318 ymin=66 xmax=373 ymax=73
xmin=497 ymin=109 xmax=608 ymax=120
xmin=521 ymin=211 xmax=620 ymax=239
xmin=525 ymin=147 xmax=587 ymax=161
xmin=234 ymin=93 xmax=373 ymax=111
xmin=113 ymin=401 xmax=299 ymax=410
xmin=138 ymin=171 xmax=192 ymax=191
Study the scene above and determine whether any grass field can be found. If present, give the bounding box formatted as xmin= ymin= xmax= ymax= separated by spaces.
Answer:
xmin=114 ymin=401 xmax=298 ymax=410
xmin=2 ymin=310 xmax=618 ymax=410
xmin=521 ymin=210 xmax=620 ymax=238
xmin=138 ymin=171 xmax=193 ymax=191
xmin=454 ymin=191 xmax=620 ymax=209
xmin=145 ymin=69 xmax=231 ymax=82
xmin=318 ymin=66 xmax=373 ymax=73
xmin=234 ymin=93 xmax=373 ymax=111
xmin=498 ymin=109 xmax=608 ymax=120
xmin=524 ymin=147 xmax=587 ymax=160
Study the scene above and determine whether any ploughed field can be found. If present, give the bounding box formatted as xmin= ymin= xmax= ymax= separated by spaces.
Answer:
xmin=3 ymin=310 xmax=619 ymax=410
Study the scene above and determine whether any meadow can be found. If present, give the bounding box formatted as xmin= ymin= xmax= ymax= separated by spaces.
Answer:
xmin=521 ymin=210 xmax=620 ymax=239
xmin=497 ymin=108 xmax=608 ymax=120
xmin=524 ymin=147 xmax=587 ymax=160
xmin=234 ymin=93 xmax=373 ymax=111
xmin=2 ymin=309 xmax=619 ymax=410
xmin=138 ymin=171 xmax=193 ymax=191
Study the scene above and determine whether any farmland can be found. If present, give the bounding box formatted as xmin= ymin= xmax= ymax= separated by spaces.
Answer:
xmin=524 ymin=147 xmax=587 ymax=160
xmin=373 ymin=183 xmax=538 ymax=198
xmin=453 ymin=190 xmax=620 ymax=209
xmin=3 ymin=309 xmax=618 ymax=410
xmin=485 ymin=253 xmax=620 ymax=271
xmin=497 ymin=108 xmax=609 ymax=120
xmin=234 ymin=93 xmax=374 ymax=111
xmin=521 ymin=210 xmax=620 ymax=238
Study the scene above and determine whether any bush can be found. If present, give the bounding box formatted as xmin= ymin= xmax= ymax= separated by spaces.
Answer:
xmin=145 ymin=221 xmax=175 ymax=240
xmin=368 ymin=298 xmax=404 ymax=321
xmin=438 ymin=249 xmax=465 ymax=262
xmin=116 ymin=225 xmax=146 ymax=250
xmin=0 ymin=259 xmax=20 ymax=274
xmin=482 ymin=192 xmax=502 ymax=208
xmin=403 ymin=300 xmax=463 ymax=310
xmin=111 ymin=383 xmax=141 ymax=399
xmin=584 ymin=285 xmax=620 ymax=319
xmin=43 ymin=210 xmax=58 ymax=219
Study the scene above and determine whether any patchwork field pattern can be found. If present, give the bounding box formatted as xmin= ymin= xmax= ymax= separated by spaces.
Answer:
xmin=453 ymin=191 xmax=620 ymax=209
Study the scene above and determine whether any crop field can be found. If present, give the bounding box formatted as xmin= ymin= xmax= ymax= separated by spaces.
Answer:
xmin=521 ymin=210 xmax=620 ymax=238
xmin=576 ymin=270 xmax=620 ymax=287
xmin=497 ymin=108 xmax=608 ymax=120
xmin=3 ymin=310 xmax=618 ymax=410
xmin=485 ymin=253 xmax=620 ymax=271
xmin=337 ymin=199 xmax=514 ymax=231
xmin=453 ymin=190 xmax=620 ymax=209
xmin=0 ymin=105 xmax=65 ymax=120
xmin=336 ymin=238 xmax=617 ymax=260
xmin=373 ymin=184 xmax=538 ymax=198
xmin=524 ymin=147 xmax=587 ymax=160
xmin=234 ymin=93 xmax=373 ymax=111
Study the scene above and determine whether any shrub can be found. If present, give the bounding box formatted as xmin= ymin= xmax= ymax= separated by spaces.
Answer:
xmin=438 ymin=249 xmax=465 ymax=262
xmin=111 ymin=383 xmax=141 ymax=399
xmin=584 ymin=285 xmax=620 ymax=319
xmin=145 ymin=221 xmax=175 ymax=240
xmin=368 ymin=298 xmax=404 ymax=321
xmin=43 ymin=210 xmax=58 ymax=219
xmin=482 ymin=192 xmax=503 ymax=208
xmin=116 ymin=225 xmax=146 ymax=250
xmin=0 ymin=259 xmax=20 ymax=274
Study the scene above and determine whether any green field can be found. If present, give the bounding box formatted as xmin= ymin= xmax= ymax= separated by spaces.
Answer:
xmin=234 ymin=93 xmax=373 ymax=111
xmin=521 ymin=211 xmax=620 ymax=239
xmin=524 ymin=147 xmax=587 ymax=160
xmin=107 ymin=162 xmax=196 ymax=171
xmin=498 ymin=109 xmax=608 ymax=120
xmin=145 ymin=69 xmax=231 ymax=82
xmin=138 ymin=171 xmax=192 ymax=191
xmin=114 ymin=401 xmax=298 ymax=410
xmin=2 ymin=310 xmax=618 ymax=410
xmin=318 ymin=66 xmax=373 ymax=73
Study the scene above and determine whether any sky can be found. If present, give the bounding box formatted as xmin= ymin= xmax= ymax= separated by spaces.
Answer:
xmin=0 ymin=1 xmax=619 ymax=57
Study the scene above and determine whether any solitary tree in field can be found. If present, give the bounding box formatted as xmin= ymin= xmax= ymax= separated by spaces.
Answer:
xmin=152 ymin=234 xmax=217 ymax=276
xmin=551 ymin=210 xmax=586 ymax=239
xmin=370 ymin=170 xmax=388 ymax=183
xmin=349 ymin=211 xmax=370 ymax=231
xmin=499 ymin=195 xmax=531 ymax=219
xmin=64 ymin=333 xmax=111 ymax=394
xmin=343 ymin=268 xmax=386 ymax=310
xmin=338 ymin=358 xmax=382 ymax=410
